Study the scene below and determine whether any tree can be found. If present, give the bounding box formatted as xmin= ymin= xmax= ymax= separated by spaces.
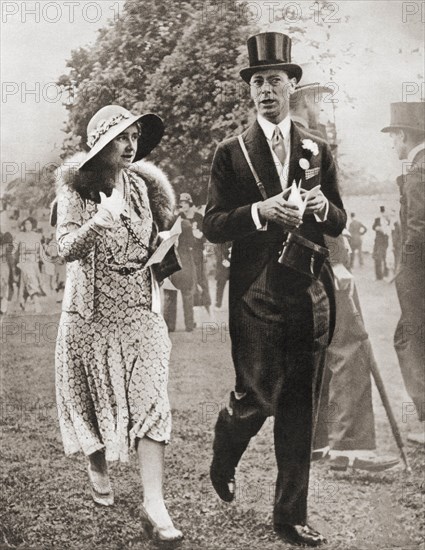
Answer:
xmin=58 ymin=1 xmax=202 ymax=156
xmin=4 ymin=168 xmax=56 ymax=210
xmin=143 ymin=3 xmax=255 ymax=200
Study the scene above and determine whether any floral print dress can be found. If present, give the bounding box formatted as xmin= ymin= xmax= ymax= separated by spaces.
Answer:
xmin=55 ymin=173 xmax=171 ymax=462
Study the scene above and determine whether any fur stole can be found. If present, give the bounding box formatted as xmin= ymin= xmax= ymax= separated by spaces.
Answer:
xmin=51 ymin=152 xmax=175 ymax=231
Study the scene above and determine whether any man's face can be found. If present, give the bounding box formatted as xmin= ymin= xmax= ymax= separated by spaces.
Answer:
xmin=179 ymin=201 xmax=191 ymax=214
xmin=250 ymin=69 xmax=296 ymax=123
xmin=390 ymin=130 xmax=407 ymax=160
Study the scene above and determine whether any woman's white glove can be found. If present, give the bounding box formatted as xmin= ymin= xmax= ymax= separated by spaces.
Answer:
xmin=92 ymin=189 xmax=127 ymax=228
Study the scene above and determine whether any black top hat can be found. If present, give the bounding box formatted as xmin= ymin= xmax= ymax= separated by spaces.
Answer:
xmin=240 ymin=32 xmax=302 ymax=84
xmin=381 ymin=102 xmax=425 ymax=133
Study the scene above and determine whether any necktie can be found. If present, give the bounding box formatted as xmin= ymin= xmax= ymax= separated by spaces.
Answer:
xmin=272 ymin=126 xmax=287 ymax=165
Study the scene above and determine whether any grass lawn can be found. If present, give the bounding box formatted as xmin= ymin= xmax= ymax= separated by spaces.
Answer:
xmin=1 ymin=256 xmax=424 ymax=549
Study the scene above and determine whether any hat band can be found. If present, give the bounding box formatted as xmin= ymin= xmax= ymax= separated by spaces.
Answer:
xmin=250 ymin=59 xmax=290 ymax=66
xmin=87 ymin=113 xmax=131 ymax=149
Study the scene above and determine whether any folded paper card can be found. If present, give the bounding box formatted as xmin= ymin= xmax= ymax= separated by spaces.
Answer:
xmin=145 ymin=217 xmax=182 ymax=268
xmin=286 ymin=180 xmax=321 ymax=216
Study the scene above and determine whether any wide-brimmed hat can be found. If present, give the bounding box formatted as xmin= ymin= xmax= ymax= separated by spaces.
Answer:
xmin=381 ymin=102 xmax=425 ymax=133
xmin=292 ymin=62 xmax=333 ymax=96
xmin=240 ymin=32 xmax=302 ymax=84
xmin=79 ymin=105 xmax=164 ymax=171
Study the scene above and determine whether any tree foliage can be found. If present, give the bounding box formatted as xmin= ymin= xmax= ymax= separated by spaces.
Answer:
xmin=142 ymin=4 xmax=255 ymax=200
xmin=4 ymin=168 xmax=56 ymax=211
xmin=58 ymin=1 xmax=199 ymax=156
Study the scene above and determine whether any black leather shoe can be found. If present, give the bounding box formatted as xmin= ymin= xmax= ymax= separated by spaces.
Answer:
xmin=210 ymin=461 xmax=235 ymax=502
xmin=275 ymin=523 xmax=327 ymax=547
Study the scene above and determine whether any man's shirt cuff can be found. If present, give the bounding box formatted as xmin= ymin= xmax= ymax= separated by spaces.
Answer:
xmin=251 ymin=202 xmax=267 ymax=231
xmin=314 ymin=198 xmax=329 ymax=222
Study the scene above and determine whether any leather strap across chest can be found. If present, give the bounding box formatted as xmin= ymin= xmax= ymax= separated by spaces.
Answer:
xmin=238 ymin=135 xmax=268 ymax=201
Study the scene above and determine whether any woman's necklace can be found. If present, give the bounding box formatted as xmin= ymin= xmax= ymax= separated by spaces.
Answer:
xmin=102 ymin=174 xmax=131 ymax=266
xmin=102 ymin=173 xmax=148 ymax=268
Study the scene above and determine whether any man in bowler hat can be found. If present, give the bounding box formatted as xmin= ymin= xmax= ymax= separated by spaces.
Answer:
xmin=203 ymin=32 xmax=346 ymax=546
xmin=382 ymin=102 xmax=425 ymax=445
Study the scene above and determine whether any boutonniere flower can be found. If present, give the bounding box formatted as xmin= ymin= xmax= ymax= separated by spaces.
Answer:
xmin=302 ymin=138 xmax=319 ymax=156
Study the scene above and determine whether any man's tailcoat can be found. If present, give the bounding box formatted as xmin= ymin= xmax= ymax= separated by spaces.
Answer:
xmin=204 ymin=120 xmax=346 ymax=401
xmin=203 ymin=119 xmax=346 ymax=525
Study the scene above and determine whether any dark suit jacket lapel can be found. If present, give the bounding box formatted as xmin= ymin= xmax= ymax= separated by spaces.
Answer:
xmin=287 ymin=121 xmax=305 ymax=189
xmin=242 ymin=120 xmax=282 ymax=198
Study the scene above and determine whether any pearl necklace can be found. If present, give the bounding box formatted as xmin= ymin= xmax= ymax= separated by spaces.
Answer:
xmin=102 ymin=173 xmax=147 ymax=268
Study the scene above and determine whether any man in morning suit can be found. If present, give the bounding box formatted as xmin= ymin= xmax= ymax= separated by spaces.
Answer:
xmin=382 ymin=102 xmax=425 ymax=446
xmin=203 ymin=32 xmax=346 ymax=547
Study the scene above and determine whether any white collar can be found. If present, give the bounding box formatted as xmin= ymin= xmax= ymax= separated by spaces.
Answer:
xmin=257 ymin=113 xmax=291 ymax=142
xmin=407 ymin=141 xmax=425 ymax=163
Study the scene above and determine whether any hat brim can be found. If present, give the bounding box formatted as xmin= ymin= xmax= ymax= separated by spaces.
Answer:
xmin=79 ymin=113 xmax=164 ymax=171
xmin=240 ymin=63 xmax=302 ymax=84
xmin=381 ymin=124 xmax=424 ymax=133
xmin=293 ymin=83 xmax=334 ymax=95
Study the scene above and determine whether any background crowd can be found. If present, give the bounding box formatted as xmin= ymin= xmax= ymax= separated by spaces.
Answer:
xmin=0 ymin=213 xmax=65 ymax=315
xmin=0 ymin=199 xmax=404 ymax=318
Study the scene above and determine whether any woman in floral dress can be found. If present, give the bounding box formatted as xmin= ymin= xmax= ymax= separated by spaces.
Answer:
xmin=54 ymin=105 xmax=182 ymax=542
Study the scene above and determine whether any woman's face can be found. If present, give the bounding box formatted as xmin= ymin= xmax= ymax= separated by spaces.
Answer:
xmin=24 ymin=220 xmax=33 ymax=232
xmin=98 ymin=123 xmax=140 ymax=170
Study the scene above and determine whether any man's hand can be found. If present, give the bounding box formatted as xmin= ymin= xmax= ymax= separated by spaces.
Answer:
xmin=257 ymin=187 xmax=302 ymax=230
xmin=300 ymin=188 xmax=328 ymax=215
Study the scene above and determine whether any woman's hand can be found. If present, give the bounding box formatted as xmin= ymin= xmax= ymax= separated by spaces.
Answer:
xmin=99 ymin=189 xmax=127 ymax=220
xmin=93 ymin=190 xmax=127 ymax=228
